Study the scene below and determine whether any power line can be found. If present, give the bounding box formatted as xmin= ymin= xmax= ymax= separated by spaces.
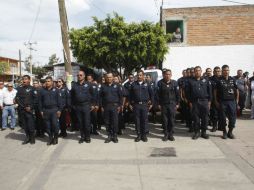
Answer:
xmin=28 ymin=0 xmax=43 ymax=42
xmin=86 ymin=0 xmax=107 ymax=15
xmin=221 ymin=0 xmax=251 ymax=5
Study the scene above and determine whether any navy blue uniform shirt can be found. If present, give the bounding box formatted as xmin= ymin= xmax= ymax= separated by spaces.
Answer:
xmin=39 ymin=87 xmax=62 ymax=112
xmin=100 ymin=83 xmax=123 ymax=107
xmin=129 ymin=81 xmax=154 ymax=104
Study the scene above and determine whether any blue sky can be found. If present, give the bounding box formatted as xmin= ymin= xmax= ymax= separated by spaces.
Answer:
xmin=0 ymin=0 xmax=253 ymax=65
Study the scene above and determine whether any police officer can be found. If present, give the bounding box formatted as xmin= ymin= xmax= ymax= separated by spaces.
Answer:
xmin=71 ymin=71 xmax=97 ymax=143
xmin=33 ymin=79 xmax=45 ymax=137
xmin=57 ymin=78 xmax=71 ymax=138
xmin=187 ymin=66 xmax=212 ymax=140
xmin=210 ymin=66 xmax=221 ymax=132
xmin=15 ymin=75 xmax=36 ymax=145
xmin=123 ymin=74 xmax=135 ymax=125
xmin=39 ymin=76 xmax=62 ymax=145
xmin=100 ymin=72 xmax=123 ymax=143
xmin=129 ymin=70 xmax=154 ymax=142
xmin=146 ymin=74 xmax=157 ymax=123
xmin=177 ymin=70 xmax=187 ymax=123
xmin=214 ymin=65 xmax=239 ymax=139
xmin=157 ymin=69 xmax=179 ymax=141
xmin=87 ymin=74 xmax=99 ymax=135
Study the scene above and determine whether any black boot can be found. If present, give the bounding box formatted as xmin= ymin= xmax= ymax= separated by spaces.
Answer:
xmin=104 ymin=134 xmax=112 ymax=143
xmin=22 ymin=135 xmax=30 ymax=145
xmin=112 ymin=134 xmax=118 ymax=143
xmin=162 ymin=134 xmax=168 ymax=141
xmin=192 ymin=131 xmax=200 ymax=140
xmin=135 ymin=134 xmax=141 ymax=142
xmin=30 ymin=133 xmax=35 ymax=144
xmin=141 ymin=134 xmax=148 ymax=142
xmin=222 ymin=129 xmax=227 ymax=139
xmin=84 ymin=136 xmax=91 ymax=143
xmin=211 ymin=122 xmax=217 ymax=132
xmin=47 ymin=136 xmax=53 ymax=146
xmin=53 ymin=135 xmax=58 ymax=145
xmin=227 ymin=128 xmax=235 ymax=139
xmin=201 ymin=130 xmax=209 ymax=139
xmin=168 ymin=134 xmax=175 ymax=141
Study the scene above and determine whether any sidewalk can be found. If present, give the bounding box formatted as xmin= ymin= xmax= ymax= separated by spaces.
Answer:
xmin=0 ymin=114 xmax=253 ymax=190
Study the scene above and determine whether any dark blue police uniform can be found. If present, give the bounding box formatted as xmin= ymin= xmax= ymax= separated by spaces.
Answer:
xmin=71 ymin=81 xmax=97 ymax=143
xmin=16 ymin=85 xmax=36 ymax=144
xmin=216 ymin=76 xmax=238 ymax=139
xmin=58 ymin=86 xmax=71 ymax=137
xmin=39 ymin=87 xmax=62 ymax=145
xmin=100 ymin=82 xmax=123 ymax=143
xmin=90 ymin=82 xmax=99 ymax=135
xmin=130 ymin=81 xmax=154 ymax=141
xmin=187 ymin=77 xmax=212 ymax=139
xmin=157 ymin=79 xmax=179 ymax=141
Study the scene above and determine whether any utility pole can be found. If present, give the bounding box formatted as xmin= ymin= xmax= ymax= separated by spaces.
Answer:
xmin=160 ymin=0 xmax=164 ymax=27
xmin=24 ymin=41 xmax=37 ymax=78
xmin=19 ymin=49 xmax=22 ymax=77
xmin=58 ymin=0 xmax=72 ymax=76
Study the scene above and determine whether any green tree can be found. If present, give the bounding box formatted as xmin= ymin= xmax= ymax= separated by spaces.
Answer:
xmin=0 ymin=62 xmax=9 ymax=75
xmin=69 ymin=12 xmax=169 ymax=78
xmin=48 ymin=54 xmax=61 ymax=66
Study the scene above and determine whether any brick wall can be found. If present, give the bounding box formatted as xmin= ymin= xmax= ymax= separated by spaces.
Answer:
xmin=162 ymin=5 xmax=254 ymax=46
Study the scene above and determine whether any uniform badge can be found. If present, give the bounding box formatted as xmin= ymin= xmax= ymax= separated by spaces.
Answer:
xmin=167 ymin=85 xmax=169 ymax=87
xmin=84 ymin=84 xmax=88 ymax=87
xmin=26 ymin=89 xmax=31 ymax=92
xmin=114 ymin=85 xmax=117 ymax=88
xmin=92 ymin=86 xmax=96 ymax=89
xmin=34 ymin=90 xmax=37 ymax=94
xmin=144 ymin=83 xmax=147 ymax=87
xmin=202 ymin=79 xmax=206 ymax=83
xmin=53 ymin=89 xmax=56 ymax=92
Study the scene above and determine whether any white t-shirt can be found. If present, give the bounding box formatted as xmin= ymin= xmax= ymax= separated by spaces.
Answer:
xmin=2 ymin=89 xmax=17 ymax=106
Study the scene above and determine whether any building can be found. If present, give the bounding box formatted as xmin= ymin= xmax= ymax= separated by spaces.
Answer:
xmin=162 ymin=5 xmax=254 ymax=78
xmin=0 ymin=56 xmax=20 ymax=82
xmin=45 ymin=62 xmax=101 ymax=82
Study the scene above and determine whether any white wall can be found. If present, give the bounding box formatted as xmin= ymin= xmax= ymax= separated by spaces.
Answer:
xmin=163 ymin=45 xmax=254 ymax=79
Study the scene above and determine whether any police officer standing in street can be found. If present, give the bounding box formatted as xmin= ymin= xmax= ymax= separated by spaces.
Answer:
xmin=39 ymin=76 xmax=62 ymax=145
xmin=157 ymin=69 xmax=179 ymax=141
xmin=16 ymin=75 xmax=36 ymax=145
xmin=100 ymin=72 xmax=123 ymax=143
xmin=187 ymin=66 xmax=212 ymax=140
xmin=71 ymin=71 xmax=97 ymax=143
xmin=214 ymin=65 xmax=239 ymax=139
xmin=57 ymin=78 xmax=71 ymax=138
xmin=129 ymin=70 xmax=154 ymax=142
xmin=210 ymin=66 xmax=221 ymax=132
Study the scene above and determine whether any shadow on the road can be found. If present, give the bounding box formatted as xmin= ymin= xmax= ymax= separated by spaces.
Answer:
xmin=5 ymin=132 xmax=24 ymax=141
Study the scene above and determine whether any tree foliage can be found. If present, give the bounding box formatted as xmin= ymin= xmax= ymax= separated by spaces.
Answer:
xmin=69 ymin=13 xmax=169 ymax=77
xmin=48 ymin=54 xmax=61 ymax=66
xmin=0 ymin=62 xmax=9 ymax=75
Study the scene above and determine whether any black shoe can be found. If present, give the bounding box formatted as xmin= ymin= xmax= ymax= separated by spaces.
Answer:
xmin=10 ymin=128 xmax=15 ymax=130
xmin=30 ymin=135 xmax=35 ymax=144
xmin=79 ymin=138 xmax=84 ymax=144
xmin=192 ymin=132 xmax=200 ymax=140
xmin=227 ymin=130 xmax=235 ymax=139
xmin=135 ymin=135 xmax=141 ymax=142
xmin=58 ymin=133 xmax=65 ymax=138
xmin=117 ymin=130 xmax=123 ymax=135
xmin=1 ymin=128 xmax=6 ymax=131
xmin=92 ymin=131 xmax=99 ymax=135
xmin=168 ymin=135 xmax=175 ymax=141
xmin=141 ymin=135 xmax=148 ymax=142
xmin=22 ymin=137 xmax=30 ymax=145
xmin=112 ymin=136 xmax=118 ymax=143
xmin=211 ymin=125 xmax=217 ymax=132
xmin=162 ymin=135 xmax=168 ymax=141
xmin=84 ymin=138 xmax=91 ymax=143
xmin=53 ymin=137 xmax=58 ymax=145
xmin=222 ymin=131 xmax=227 ymax=139
xmin=201 ymin=131 xmax=209 ymax=139
xmin=104 ymin=137 xmax=111 ymax=143
xmin=47 ymin=137 xmax=53 ymax=146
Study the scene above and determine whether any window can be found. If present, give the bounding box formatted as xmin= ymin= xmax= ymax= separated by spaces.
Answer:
xmin=166 ymin=20 xmax=184 ymax=43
